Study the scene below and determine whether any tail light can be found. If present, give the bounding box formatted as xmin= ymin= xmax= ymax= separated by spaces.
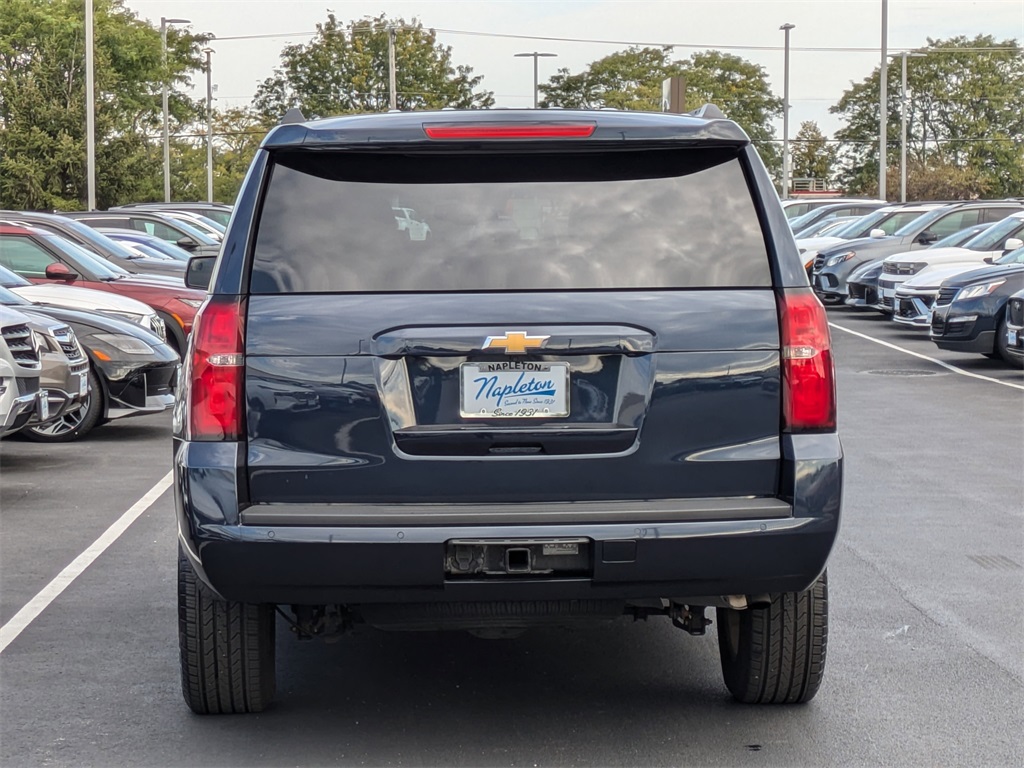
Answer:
xmin=187 ymin=295 xmax=245 ymax=441
xmin=778 ymin=288 xmax=836 ymax=432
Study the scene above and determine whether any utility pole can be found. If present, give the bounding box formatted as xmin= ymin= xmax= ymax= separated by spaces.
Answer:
xmin=85 ymin=0 xmax=96 ymax=210
xmin=388 ymin=27 xmax=397 ymax=110
xmin=161 ymin=16 xmax=190 ymax=203
xmin=897 ymin=52 xmax=925 ymax=203
xmin=514 ymin=52 xmax=558 ymax=108
xmin=204 ymin=48 xmax=214 ymax=202
xmin=780 ymin=23 xmax=795 ymax=200
xmin=879 ymin=0 xmax=888 ymax=200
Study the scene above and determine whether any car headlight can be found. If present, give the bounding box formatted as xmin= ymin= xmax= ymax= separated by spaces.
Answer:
xmin=91 ymin=333 xmax=155 ymax=355
xmin=98 ymin=309 xmax=144 ymax=325
xmin=177 ymin=298 xmax=205 ymax=309
xmin=954 ymin=280 xmax=1005 ymax=301
xmin=826 ymin=251 xmax=856 ymax=267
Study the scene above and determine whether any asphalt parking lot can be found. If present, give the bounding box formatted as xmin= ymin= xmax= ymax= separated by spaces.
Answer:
xmin=1 ymin=308 xmax=1022 ymax=767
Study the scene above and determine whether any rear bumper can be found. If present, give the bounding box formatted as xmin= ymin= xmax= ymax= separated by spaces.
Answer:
xmin=174 ymin=435 xmax=843 ymax=605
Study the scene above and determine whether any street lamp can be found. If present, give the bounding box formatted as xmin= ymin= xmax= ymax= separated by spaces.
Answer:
xmin=879 ymin=0 xmax=888 ymax=200
xmin=203 ymin=48 xmax=215 ymax=203
xmin=85 ymin=0 xmax=96 ymax=209
xmin=161 ymin=16 xmax=191 ymax=203
xmin=514 ymin=52 xmax=558 ymax=109
xmin=779 ymin=23 xmax=795 ymax=200
xmin=895 ymin=51 xmax=925 ymax=202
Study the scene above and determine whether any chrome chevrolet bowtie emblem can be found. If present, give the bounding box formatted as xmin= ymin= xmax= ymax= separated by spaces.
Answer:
xmin=482 ymin=331 xmax=550 ymax=354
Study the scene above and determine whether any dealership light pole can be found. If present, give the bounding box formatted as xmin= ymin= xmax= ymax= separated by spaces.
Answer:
xmin=161 ymin=16 xmax=190 ymax=203
xmin=879 ymin=0 xmax=888 ymax=200
xmin=203 ymin=48 xmax=215 ymax=202
xmin=514 ymin=52 xmax=558 ymax=108
xmin=780 ymin=23 xmax=795 ymax=200
xmin=896 ymin=51 xmax=925 ymax=203
xmin=85 ymin=0 xmax=96 ymax=209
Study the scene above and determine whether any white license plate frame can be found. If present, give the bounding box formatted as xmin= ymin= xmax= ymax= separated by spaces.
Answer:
xmin=1009 ymin=328 xmax=1019 ymax=347
xmin=460 ymin=361 xmax=569 ymax=419
xmin=78 ymin=373 xmax=89 ymax=398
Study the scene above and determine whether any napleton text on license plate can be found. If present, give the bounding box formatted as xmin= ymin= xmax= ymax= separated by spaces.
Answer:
xmin=460 ymin=361 xmax=569 ymax=418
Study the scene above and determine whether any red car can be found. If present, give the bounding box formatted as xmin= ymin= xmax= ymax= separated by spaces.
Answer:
xmin=0 ymin=223 xmax=205 ymax=354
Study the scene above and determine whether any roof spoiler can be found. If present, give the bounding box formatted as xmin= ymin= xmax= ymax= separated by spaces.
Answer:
xmin=688 ymin=103 xmax=727 ymax=120
xmin=280 ymin=108 xmax=306 ymax=125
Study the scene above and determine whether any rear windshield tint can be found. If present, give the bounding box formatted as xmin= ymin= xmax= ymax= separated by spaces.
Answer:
xmin=251 ymin=148 xmax=771 ymax=293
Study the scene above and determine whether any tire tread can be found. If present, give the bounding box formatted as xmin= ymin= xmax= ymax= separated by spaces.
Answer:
xmin=178 ymin=546 xmax=275 ymax=714
xmin=717 ymin=570 xmax=828 ymax=704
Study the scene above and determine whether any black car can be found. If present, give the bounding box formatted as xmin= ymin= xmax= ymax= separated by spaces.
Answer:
xmin=0 ymin=211 xmax=186 ymax=277
xmin=58 ymin=210 xmax=221 ymax=257
xmin=930 ymin=248 xmax=1024 ymax=367
xmin=0 ymin=285 xmax=179 ymax=440
xmin=174 ymin=107 xmax=842 ymax=713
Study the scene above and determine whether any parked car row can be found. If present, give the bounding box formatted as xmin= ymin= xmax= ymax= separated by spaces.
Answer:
xmin=802 ymin=201 xmax=1024 ymax=369
xmin=0 ymin=202 xmax=230 ymax=439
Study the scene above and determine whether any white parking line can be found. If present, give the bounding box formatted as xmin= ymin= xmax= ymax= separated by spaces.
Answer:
xmin=0 ymin=471 xmax=173 ymax=655
xmin=829 ymin=322 xmax=1024 ymax=392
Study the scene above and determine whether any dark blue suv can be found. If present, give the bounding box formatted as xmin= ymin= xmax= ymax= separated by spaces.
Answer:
xmin=173 ymin=107 xmax=842 ymax=713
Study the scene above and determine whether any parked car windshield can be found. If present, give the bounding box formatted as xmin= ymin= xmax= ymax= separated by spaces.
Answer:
xmin=930 ymin=223 xmax=994 ymax=249
xmin=995 ymin=246 xmax=1024 ymax=265
xmin=962 ymin=216 xmax=1024 ymax=252
xmin=56 ymin=218 xmax=145 ymax=262
xmin=0 ymin=264 xmax=32 ymax=288
xmin=40 ymin=233 xmax=130 ymax=279
xmin=832 ymin=209 xmax=922 ymax=239
xmin=252 ymin=148 xmax=772 ymax=293
xmin=0 ymin=284 xmax=32 ymax=305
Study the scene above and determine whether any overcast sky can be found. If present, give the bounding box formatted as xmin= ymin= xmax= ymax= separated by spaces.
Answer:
xmin=127 ymin=0 xmax=1024 ymax=136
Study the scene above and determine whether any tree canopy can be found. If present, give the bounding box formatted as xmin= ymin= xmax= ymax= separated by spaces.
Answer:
xmin=791 ymin=121 xmax=839 ymax=186
xmin=831 ymin=35 xmax=1024 ymax=198
xmin=0 ymin=0 xmax=208 ymax=209
xmin=539 ymin=47 xmax=783 ymax=174
xmin=253 ymin=14 xmax=494 ymax=121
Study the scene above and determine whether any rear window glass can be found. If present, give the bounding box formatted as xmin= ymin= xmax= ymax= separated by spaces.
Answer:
xmin=250 ymin=148 xmax=771 ymax=293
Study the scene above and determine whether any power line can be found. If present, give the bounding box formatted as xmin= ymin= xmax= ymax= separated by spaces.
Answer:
xmin=211 ymin=26 xmax=1021 ymax=55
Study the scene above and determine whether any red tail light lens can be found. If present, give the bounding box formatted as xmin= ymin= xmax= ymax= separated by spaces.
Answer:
xmin=778 ymin=289 xmax=836 ymax=432
xmin=188 ymin=295 xmax=245 ymax=441
xmin=424 ymin=123 xmax=596 ymax=140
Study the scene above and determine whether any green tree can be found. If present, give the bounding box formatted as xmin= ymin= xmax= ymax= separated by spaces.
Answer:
xmin=539 ymin=47 xmax=677 ymax=110
xmin=791 ymin=121 xmax=839 ymax=185
xmin=0 ymin=0 xmax=209 ymax=210
xmin=540 ymin=47 xmax=782 ymax=175
xmin=253 ymin=13 xmax=493 ymax=121
xmin=831 ymin=35 xmax=1024 ymax=198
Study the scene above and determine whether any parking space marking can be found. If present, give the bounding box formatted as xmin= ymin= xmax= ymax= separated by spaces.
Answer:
xmin=829 ymin=322 xmax=1024 ymax=392
xmin=0 ymin=471 xmax=173 ymax=655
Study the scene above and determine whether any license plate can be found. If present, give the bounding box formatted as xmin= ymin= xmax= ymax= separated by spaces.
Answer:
xmin=1009 ymin=329 xmax=1019 ymax=346
xmin=37 ymin=392 xmax=49 ymax=421
xmin=460 ymin=361 xmax=569 ymax=418
xmin=78 ymin=373 xmax=89 ymax=398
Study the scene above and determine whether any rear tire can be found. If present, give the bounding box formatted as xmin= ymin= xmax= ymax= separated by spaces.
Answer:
xmin=178 ymin=545 xmax=276 ymax=714
xmin=717 ymin=570 xmax=828 ymax=704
